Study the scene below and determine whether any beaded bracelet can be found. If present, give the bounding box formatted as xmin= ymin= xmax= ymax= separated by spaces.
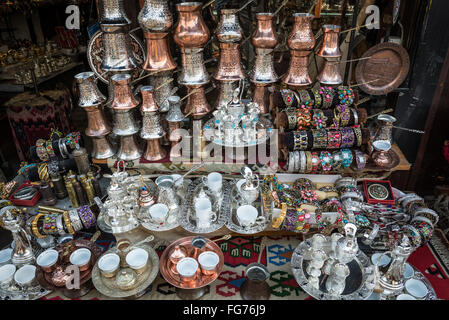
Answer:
xmin=402 ymin=224 xmax=422 ymax=247
xmin=336 ymin=86 xmax=355 ymax=106
xmin=327 ymin=129 xmax=341 ymax=149
xmin=312 ymin=109 xmax=328 ymax=129
xmin=293 ymin=178 xmax=314 ymax=191
xmin=45 ymin=140 xmax=56 ymax=159
xmin=66 ymin=132 xmax=81 ymax=149
xmin=296 ymin=108 xmax=312 ymax=130
xmin=298 ymin=90 xmax=313 ymax=108
xmin=311 ymin=152 xmax=320 ymax=172
xmin=312 ymin=89 xmax=322 ymax=107
xmin=78 ymin=205 xmax=96 ymax=229
xmin=320 ymin=151 xmax=333 ymax=171
xmin=312 ymin=129 xmax=328 ymax=149
xmin=341 ymin=148 xmax=353 ymax=168
xmin=43 ymin=214 xmax=59 ymax=235
xmin=320 ymin=86 xmax=334 ymax=109
xmin=280 ymin=89 xmax=296 ymax=108
xmin=340 ymin=127 xmax=355 ymax=148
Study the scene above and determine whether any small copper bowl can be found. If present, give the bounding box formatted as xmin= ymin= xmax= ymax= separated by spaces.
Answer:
xmin=36 ymin=249 xmax=59 ymax=273
xmin=198 ymin=251 xmax=219 ymax=277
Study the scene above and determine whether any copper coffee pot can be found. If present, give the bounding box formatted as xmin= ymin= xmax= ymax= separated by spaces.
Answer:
xmin=173 ymin=2 xmax=210 ymax=49
xmin=91 ymin=136 xmax=116 ymax=159
xmin=167 ymin=121 xmax=183 ymax=159
xmin=250 ymin=48 xmax=278 ymax=84
xmin=143 ymin=139 xmax=167 ymax=161
xmin=83 ymin=105 xmax=112 ymax=137
xmin=317 ymin=25 xmax=342 ymax=58
xmin=100 ymin=24 xmax=138 ymax=72
xmin=252 ymin=84 xmax=271 ymax=114
xmin=288 ymin=13 xmax=315 ymax=52
xmin=75 ymin=71 xmax=106 ymax=107
xmin=214 ymin=42 xmax=246 ymax=81
xmin=283 ymin=51 xmax=313 ymax=87
xmin=183 ymin=85 xmax=212 ymax=118
xmin=251 ymin=13 xmax=278 ymax=49
xmin=317 ymin=58 xmax=343 ymax=85
xmin=138 ymin=0 xmax=173 ymax=33
xmin=116 ymin=135 xmax=142 ymax=161
xmin=110 ymin=73 xmax=139 ymax=111
xmin=142 ymin=32 xmax=177 ymax=72
xmin=140 ymin=86 xmax=165 ymax=139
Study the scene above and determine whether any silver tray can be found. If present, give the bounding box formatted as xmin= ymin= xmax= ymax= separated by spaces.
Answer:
xmin=225 ymin=181 xmax=268 ymax=235
xmin=91 ymin=243 xmax=159 ymax=298
xmin=291 ymin=237 xmax=375 ymax=300
xmin=179 ymin=178 xmax=231 ymax=234
xmin=0 ymin=285 xmax=51 ymax=300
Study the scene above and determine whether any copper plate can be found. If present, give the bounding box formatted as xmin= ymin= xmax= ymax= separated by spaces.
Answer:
xmin=355 ymin=42 xmax=410 ymax=95
xmin=365 ymin=149 xmax=400 ymax=170
xmin=87 ymin=31 xmax=145 ymax=84
xmin=160 ymin=236 xmax=224 ymax=289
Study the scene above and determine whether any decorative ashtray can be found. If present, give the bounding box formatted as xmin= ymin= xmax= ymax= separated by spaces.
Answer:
xmin=291 ymin=236 xmax=375 ymax=300
xmin=179 ymin=178 xmax=231 ymax=234
xmin=160 ymin=236 xmax=224 ymax=289
xmin=91 ymin=243 xmax=159 ymax=298
xmin=225 ymin=180 xmax=268 ymax=235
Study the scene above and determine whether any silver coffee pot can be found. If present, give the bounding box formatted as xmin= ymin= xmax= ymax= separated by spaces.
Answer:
xmin=336 ymin=223 xmax=359 ymax=264
xmin=239 ymin=167 xmax=260 ymax=204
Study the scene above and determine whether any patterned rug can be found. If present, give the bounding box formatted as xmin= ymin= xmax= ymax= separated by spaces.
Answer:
xmin=42 ymin=232 xmax=449 ymax=300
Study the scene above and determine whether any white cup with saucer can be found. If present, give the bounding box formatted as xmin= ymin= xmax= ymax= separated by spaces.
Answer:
xmin=236 ymin=205 xmax=266 ymax=228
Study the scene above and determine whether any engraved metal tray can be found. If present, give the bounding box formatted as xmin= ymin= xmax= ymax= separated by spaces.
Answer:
xmin=91 ymin=243 xmax=159 ymax=298
xmin=291 ymin=237 xmax=375 ymax=300
xmin=225 ymin=180 xmax=268 ymax=235
xmin=0 ymin=281 xmax=51 ymax=300
xmin=179 ymin=178 xmax=231 ymax=234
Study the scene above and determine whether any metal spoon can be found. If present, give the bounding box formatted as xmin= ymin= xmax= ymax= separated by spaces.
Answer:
xmin=122 ymin=235 xmax=155 ymax=253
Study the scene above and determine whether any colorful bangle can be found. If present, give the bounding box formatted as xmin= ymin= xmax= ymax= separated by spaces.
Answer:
xmin=353 ymin=126 xmax=362 ymax=147
xmin=312 ymin=129 xmax=328 ymax=149
xmin=66 ymin=132 xmax=81 ymax=149
xmin=36 ymin=139 xmax=49 ymax=161
xmin=305 ymin=151 xmax=312 ymax=173
xmin=355 ymin=214 xmax=370 ymax=228
xmin=45 ymin=140 xmax=56 ymax=158
xmin=299 ymin=90 xmax=313 ymax=108
xmin=63 ymin=210 xmax=75 ymax=234
xmin=312 ymin=89 xmax=322 ymax=107
xmin=320 ymin=86 xmax=334 ymax=109
xmin=311 ymin=152 xmax=320 ymax=172
xmin=312 ymin=109 xmax=328 ymax=129
xmin=341 ymin=148 xmax=353 ymax=168
xmin=78 ymin=205 xmax=96 ymax=229
xmin=327 ymin=129 xmax=341 ymax=149
xmin=340 ymin=127 xmax=355 ymax=148
xmin=293 ymin=178 xmax=314 ymax=191
xmin=413 ymin=208 xmax=439 ymax=226
xmin=293 ymin=131 xmax=308 ymax=150
xmin=402 ymin=225 xmax=422 ymax=247
xmin=337 ymin=104 xmax=351 ymax=127
xmin=281 ymin=89 xmax=296 ymax=108
xmin=320 ymin=151 xmax=333 ymax=171
xmin=286 ymin=108 xmax=298 ymax=130
xmin=32 ymin=213 xmax=46 ymax=239
xmin=352 ymin=150 xmax=367 ymax=171
xmin=300 ymin=189 xmax=319 ymax=204
xmin=296 ymin=108 xmax=312 ymax=130
xmin=336 ymin=86 xmax=355 ymax=106
xmin=42 ymin=214 xmax=58 ymax=235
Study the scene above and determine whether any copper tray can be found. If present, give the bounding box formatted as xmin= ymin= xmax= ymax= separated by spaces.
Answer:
xmin=160 ymin=236 xmax=224 ymax=289
xmin=87 ymin=31 xmax=145 ymax=84
xmin=355 ymin=42 xmax=410 ymax=95
xmin=36 ymin=239 xmax=102 ymax=290
xmin=365 ymin=149 xmax=400 ymax=171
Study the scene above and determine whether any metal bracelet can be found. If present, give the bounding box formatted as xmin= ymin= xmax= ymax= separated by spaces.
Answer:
xmin=287 ymin=152 xmax=295 ymax=172
xmin=351 ymin=108 xmax=358 ymax=125
xmin=299 ymin=151 xmax=307 ymax=173
xmin=69 ymin=209 xmax=83 ymax=232
xmin=55 ymin=215 xmax=66 ymax=235
xmin=294 ymin=151 xmax=300 ymax=172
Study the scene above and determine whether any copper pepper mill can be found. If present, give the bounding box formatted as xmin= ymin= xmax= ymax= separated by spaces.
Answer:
xmin=317 ymin=24 xmax=343 ymax=85
xmin=250 ymin=13 xmax=278 ymax=114
xmin=140 ymin=86 xmax=167 ymax=161
xmin=283 ymin=13 xmax=315 ymax=88
xmin=75 ymin=72 xmax=116 ymax=159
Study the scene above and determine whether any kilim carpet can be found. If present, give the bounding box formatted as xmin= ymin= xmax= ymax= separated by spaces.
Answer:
xmin=42 ymin=231 xmax=449 ymax=300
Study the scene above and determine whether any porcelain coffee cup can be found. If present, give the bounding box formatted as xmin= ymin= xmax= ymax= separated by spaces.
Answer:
xmin=0 ymin=248 xmax=12 ymax=266
xmin=0 ymin=264 xmax=16 ymax=289
xmin=126 ymin=248 xmax=149 ymax=275
xmin=195 ymin=198 xmax=217 ymax=228
xmin=405 ymin=278 xmax=428 ymax=299
xmin=198 ymin=251 xmax=219 ymax=276
xmin=236 ymin=205 xmax=265 ymax=228
xmin=149 ymin=203 xmax=169 ymax=224
xmin=176 ymin=257 xmax=199 ymax=282
xmin=69 ymin=248 xmax=92 ymax=272
xmin=98 ymin=253 xmax=120 ymax=278
xmin=14 ymin=264 xmax=37 ymax=288
xmin=36 ymin=249 xmax=59 ymax=273
xmin=202 ymin=172 xmax=222 ymax=193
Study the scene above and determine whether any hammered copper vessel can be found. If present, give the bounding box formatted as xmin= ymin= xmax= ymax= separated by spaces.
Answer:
xmin=141 ymin=87 xmax=165 ymax=139
xmin=317 ymin=25 xmax=342 ymax=58
xmin=143 ymin=32 xmax=177 ymax=72
xmin=138 ymin=0 xmax=172 ymax=33
xmin=116 ymin=135 xmax=142 ymax=161
xmin=91 ymin=136 xmax=116 ymax=159
xmin=216 ymin=81 xmax=238 ymax=108
xmin=178 ymin=48 xmax=210 ymax=85
xmin=150 ymin=71 xmax=174 ymax=112
xmin=317 ymin=58 xmax=343 ymax=85
xmin=288 ymin=13 xmax=315 ymax=53
xmin=183 ymin=85 xmax=211 ymax=118
xmin=75 ymin=72 xmax=106 ymax=107
xmin=283 ymin=51 xmax=313 ymax=87
xmin=173 ymin=2 xmax=210 ymax=49
xmin=143 ymin=139 xmax=167 ymax=161
xmin=140 ymin=85 xmax=159 ymax=113
xmin=83 ymin=105 xmax=112 ymax=137
xmin=96 ymin=0 xmax=130 ymax=25
xmin=110 ymin=74 xmax=139 ymax=110
xmin=252 ymin=83 xmax=271 ymax=114
xmin=250 ymin=48 xmax=278 ymax=83
xmin=216 ymin=9 xmax=243 ymax=43
xmin=214 ymin=42 xmax=246 ymax=81
xmin=100 ymin=24 xmax=137 ymax=72
xmin=252 ymin=13 xmax=278 ymax=49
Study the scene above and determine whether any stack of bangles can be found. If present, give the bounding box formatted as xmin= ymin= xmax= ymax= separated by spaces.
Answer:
xmin=12 ymin=186 xmax=38 ymax=200
xmin=287 ymin=149 xmax=367 ymax=173
xmin=288 ymin=126 xmax=363 ymax=151
xmin=279 ymin=86 xmax=355 ymax=110
xmin=77 ymin=205 xmax=96 ymax=229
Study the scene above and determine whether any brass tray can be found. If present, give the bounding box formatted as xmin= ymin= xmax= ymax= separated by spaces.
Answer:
xmin=355 ymin=42 xmax=410 ymax=95
xmin=91 ymin=243 xmax=159 ymax=298
xmin=160 ymin=236 xmax=224 ymax=289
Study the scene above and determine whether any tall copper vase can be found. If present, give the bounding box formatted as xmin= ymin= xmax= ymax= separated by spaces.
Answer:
xmin=143 ymin=139 xmax=167 ymax=161
xmin=173 ymin=2 xmax=210 ymax=49
xmin=317 ymin=58 xmax=343 ymax=85
xmin=110 ymin=73 xmax=139 ymax=111
xmin=317 ymin=25 xmax=342 ymax=58
xmin=252 ymin=13 xmax=278 ymax=49
xmin=143 ymin=32 xmax=177 ymax=72
xmin=214 ymin=42 xmax=246 ymax=81
xmin=183 ymin=85 xmax=211 ymax=118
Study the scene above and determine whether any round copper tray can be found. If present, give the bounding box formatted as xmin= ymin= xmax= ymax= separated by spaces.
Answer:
xmin=365 ymin=149 xmax=400 ymax=171
xmin=36 ymin=239 xmax=102 ymax=290
xmin=355 ymin=42 xmax=410 ymax=95
xmin=87 ymin=31 xmax=145 ymax=84
xmin=160 ymin=236 xmax=224 ymax=289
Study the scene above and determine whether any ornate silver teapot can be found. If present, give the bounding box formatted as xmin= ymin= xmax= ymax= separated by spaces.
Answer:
xmin=239 ymin=166 xmax=260 ymax=205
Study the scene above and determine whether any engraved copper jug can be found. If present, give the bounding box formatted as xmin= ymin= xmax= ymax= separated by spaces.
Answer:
xmin=96 ymin=0 xmax=130 ymax=25
xmin=288 ymin=13 xmax=315 ymax=53
xmin=138 ymin=0 xmax=173 ymax=33
xmin=110 ymin=73 xmax=139 ymax=110
xmin=100 ymin=24 xmax=137 ymax=72
xmin=91 ymin=136 xmax=116 ymax=159
xmin=283 ymin=51 xmax=313 ymax=87
xmin=178 ymin=48 xmax=210 ymax=85
xmin=252 ymin=83 xmax=271 ymax=114
xmin=116 ymin=135 xmax=142 ymax=161
xmin=142 ymin=32 xmax=177 ymax=72
xmin=173 ymin=2 xmax=210 ymax=49
xmin=216 ymin=9 xmax=243 ymax=43
xmin=140 ymin=86 xmax=165 ymax=139
xmin=317 ymin=58 xmax=343 ymax=85
xmin=317 ymin=25 xmax=342 ymax=58
xmin=183 ymin=85 xmax=211 ymax=118
xmin=143 ymin=139 xmax=167 ymax=161
xmin=252 ymin=13 xmax=278 ymax=49
xmin=214 ymin=42 xmax=246 ymax=81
